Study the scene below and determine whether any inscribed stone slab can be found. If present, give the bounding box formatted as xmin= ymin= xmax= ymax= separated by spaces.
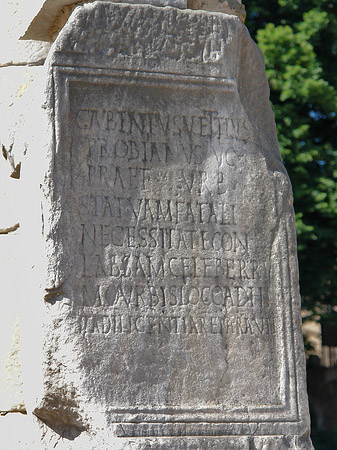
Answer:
xmin=21 ymin=3 xmax=313 ymax=448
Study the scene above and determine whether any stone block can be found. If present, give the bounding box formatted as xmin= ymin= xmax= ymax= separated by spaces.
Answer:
xmin=20 ymin=2 xmax=313 ymax=448
xmin=18 ymin=0 xmax=244 ymax=42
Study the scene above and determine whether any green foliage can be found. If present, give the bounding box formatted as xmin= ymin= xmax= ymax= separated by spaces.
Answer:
xmin=310 ymin=429 xmax=337 ymax=450
xmin=245 ymin=1 xmax=337 ymax=320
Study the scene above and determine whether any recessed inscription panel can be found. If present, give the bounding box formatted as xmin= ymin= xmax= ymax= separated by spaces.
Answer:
xmin=21 ymin=4 xmax=311 ymax=445
xmin=55 ymin=75 xmax=290 ymax=419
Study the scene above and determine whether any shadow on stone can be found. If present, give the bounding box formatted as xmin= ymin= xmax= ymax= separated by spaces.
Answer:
xmin=33 ymin=391 xmax=86 ymax=440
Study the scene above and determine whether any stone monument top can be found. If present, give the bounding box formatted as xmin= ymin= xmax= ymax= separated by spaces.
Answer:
xmin=20 ymin=0 xmax=245 ymax=41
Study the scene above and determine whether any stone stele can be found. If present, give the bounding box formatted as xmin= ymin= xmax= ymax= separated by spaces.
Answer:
xmin=20 ymin=2 xmax=313 ymax=448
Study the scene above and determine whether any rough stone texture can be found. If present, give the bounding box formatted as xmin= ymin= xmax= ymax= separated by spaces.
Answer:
xmin=20 ymin=2 xmax=313 ymax=448
xmin=21 ymin=0 xmax=187 ymax=42
xmin=19 ymin=0 xmax=244 ymax=42
xmin=0 ymin=41 xmax=51 ymax=68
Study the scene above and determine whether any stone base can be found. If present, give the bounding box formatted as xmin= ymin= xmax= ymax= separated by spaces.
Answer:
xmin=1 ymin=413 xmax=313 ymax=450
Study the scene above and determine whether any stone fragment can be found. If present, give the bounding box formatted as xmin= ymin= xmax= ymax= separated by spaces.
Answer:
xmin=21 ymin=2 xmax=313 ymax=448
xmin=0 ymin=41 xmax=50 ymax=68
xmin=19 ymin=0 xmax=245 ymax=42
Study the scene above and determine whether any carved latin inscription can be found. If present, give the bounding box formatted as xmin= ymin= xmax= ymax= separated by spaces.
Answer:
xmin=23 ymin=4 xmax=312 ymax=443
xmin=60 ymin=79 xmax=282 ymax=410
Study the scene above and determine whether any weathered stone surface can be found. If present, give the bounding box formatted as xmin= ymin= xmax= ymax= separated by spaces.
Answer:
xmin=19 ymin=0 xmax=245 ymax=42
xmin=0 ymin=41 xmax=50 ymax=68
xmin=20 ymin=0 xmax=187 ymax=42
xmin=21 ymin=2 xmax=313 ymax=448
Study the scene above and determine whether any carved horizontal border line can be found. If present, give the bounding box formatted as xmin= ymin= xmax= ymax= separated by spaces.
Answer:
xmin=113 ymin=424 xmax=301 ymax=438
xmin=52 ymin=65 xmax=238 ymax=90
